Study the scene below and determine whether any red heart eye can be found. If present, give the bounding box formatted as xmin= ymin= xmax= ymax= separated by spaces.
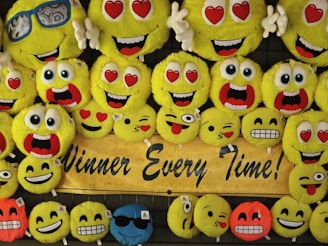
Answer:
xmin=186 ymin=70 xmax=198 ymax=83
xmin=166 ymin=70 xmax=179 ymax=83
xmin=232 ymin=1 xmax=250 ymax=20
xmin=124 ymin=74 xmax=138 ymax=87
xmin=205 ymin=6 xmax=224 ymax=24
xmin=318 ymin=130 xmax=328 ymax=143
xmin=132 ymin=0 xmax=151 ymax=18
xmin=104 ymin=0 xmax=124 ymax=19
xmin=8 ymin=78 xmax=21 ymax=89
xmin=305 ymin=4 xmax=324 ymax=23
xmin=80 ymin=110 xmax=91 ymax=119
xmin=300 ymin=130 xmax=312 ymax=142
xmin=105 ymin=70 xmax=118 ymax=83
xmin=96 ymin=112 xmax=108 ymax=122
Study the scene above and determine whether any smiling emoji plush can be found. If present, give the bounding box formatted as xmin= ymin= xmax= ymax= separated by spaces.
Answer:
xmin=3 ymin=0 xmax=87 ymax=70
xmin=262 ymin=59 xmax=317 ymax=117
xmin=310 ymin=201 xmax=328 ymax=243
xmin=282 ymin=109 xmax=328 ymax=166
xmin=11 ymin=103 xmax=76 ymax=160
xmin=210 ymin=56 xmax=263 ymax=116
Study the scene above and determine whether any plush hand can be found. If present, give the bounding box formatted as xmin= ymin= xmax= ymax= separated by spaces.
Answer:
xmin=262 ymin=5 xmax=279 ymax=38
xmin=276 ymin=5 xmax=288 ymax=37
xmin=85 ymin=17 xmax=100 ymax=50
xmin=73 ymin=20 xmax=87 ymax=50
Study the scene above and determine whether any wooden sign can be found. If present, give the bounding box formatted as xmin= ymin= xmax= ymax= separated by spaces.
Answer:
xmin=56 ymin=134 xmax=294 ymax=197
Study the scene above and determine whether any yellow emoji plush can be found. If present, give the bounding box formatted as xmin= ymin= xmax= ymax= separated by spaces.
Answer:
xmin=210 ymin=56 xmax=263 ymax=116
xmin=70 ymin=201 xmax=111 ymax=244
xmin=172 ymin=0 xmax=267 ymax=61
xmin=289 ymin=165 xmax=328 ymax=204
xmin=0 ymin=112 xmax=14 ymax=159
xmin=271 ymin=196 xmax=312 ymax=242
xmin=309 ymin=201 xmax=328 ymax=243
xmin=194 ymin=194 xmax=231 ymax=242
xmin=314 ymin=70 xmax=328 ymax=113
xmin=29 ymin=201 xmax=70 ymax=244
xmin=3 ymin=0 xmax=87 ymax=70
xmin=86 ymin=0 xmax=170 ymax=59
xmin=36 ymin=58 xmax=91 ymax=112
xmin=151 ymin=51 xmax=211 ymax=112
xmin=17 ymin=156 xmax=62 ymax=196
xmin=0 ymin=160 xmax=18 ymax=199
xmin=113 ymin=104 xmax=156 ymax=144
xmin=156 ymin=106 xmax=200 ymax=145
xmin=282 ymin=110 xmax=328 ymax=166
xmin=0 ymin=62 xmax=36 ymax=116
xmin=241 ymin=107 xmax=285 ymax=152
xmin=167 ymin=194 xmax=200 ymax=239
xmin=278 ymin=0 xmax=328 ymax=67
xmin=199 ymin=107 xmax=240 ymax=147
xmin=90 ymin=55 xmax=151 ymax=114
xmin=262 ymin=59 xmax=317 ymax=117
xmin=71 ymin=99 xmax=114 ymax=138
xmin=11 ymin=103 xmax=76 ymax=160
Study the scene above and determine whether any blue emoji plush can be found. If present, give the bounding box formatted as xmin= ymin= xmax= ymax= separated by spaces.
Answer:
xmin=110 ymin=204 xmax=153 ymax=246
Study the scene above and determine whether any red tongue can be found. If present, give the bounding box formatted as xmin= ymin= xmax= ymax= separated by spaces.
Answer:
xmin=175 ymin=100 xmax=191 ymax=106
xmin=45 ymin=56 xmax=57 ymax=62
xmin=307 ymin=184 xmax=316 ymax=195
xmin=108 ymin=102 xmax=124 ymax=108
xmin=303 ymin=159 xmax=318 ymax=164
xmin=296 ymin=46 xmax=315 ymax=58
xmin=120 ymin=47 xmax=141 ymax=55
xmin=171 ymin=123 xmax=182 ymax=134
xmin=218 ymin=48 xmax=238 ymax=56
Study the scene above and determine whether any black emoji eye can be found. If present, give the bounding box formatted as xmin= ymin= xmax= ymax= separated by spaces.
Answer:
xmin=124 ymin=119 xmax=131 ymax=125
xmin=41 ymin=163 xmax=50 ymax=170
xmin=281 ymin=208 xmax=288 ymax=215
xmin=9 ymin=207 xmax=17 ymax=215
xmin=270 ymin=118 xmax=278 ymax=125
xmin=50 ymin=211 xmax=58 ymax=219
xmin=208 ymin=126 xmax=215 ymax=132
xmin=296 ymin=210 xmax=304 ymax=217
xmin=80 ymin=215 xmax=87 ymax=222
xmin=252 ymin=212 xmax=260 ymax=220
xmin=254 ymin=118 xmax=262 ymax=125
xmin=208 ymin=211 xmax=213 ymax=217
xmin=238 ymin=212 xmax=247 ymax=220
xmin=94 ymin=214 xmax=102 ymax=221
xmin=36 ymin=216 xmax=44 ymax=223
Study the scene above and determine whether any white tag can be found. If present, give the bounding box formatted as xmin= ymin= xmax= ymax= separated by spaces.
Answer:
xmin=54 ymin=159 xmax=62 ymax=166
xmin=59 ymin=206 xmax=67 ymax=213
xmin=106 ymin=210 xmax=112 ymax=218
xmin=141 ymin=210 xmax=150 ymax=220
xmin=16 ymin=197 xmax=25 ymax=207
xmin=180 ymin=195 xmax=189 ymax=203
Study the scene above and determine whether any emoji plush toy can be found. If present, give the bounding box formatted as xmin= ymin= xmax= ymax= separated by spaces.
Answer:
xmin=282 ymin=110 xmax=328 ymax=166
xmin=167 ymin=194 xmax=200 ymax=239
xmin=193 ymin=194 xmax=231 ymax=242
xmin=71 ymin=99 xmax=114 ymax=138
xmin=11 ymin=103 xmax=76 ymax=160
xmin=169 ymin=0 xmax=268 ymax=61
xmin=271 ymin=196 xmax=312 ymax=242
xmin=0 ymin=112 xmax=14 ymax=159
xmin=277 ymin=0 xmax=328 ymax=67
xmin=309 ymin=201 xmax=328 ymax=243
xmin=86 ymin=0 xmax=170 ymax=60
xmin=3 ymin=0 xmax=87 ymax=70
xmin=262 ymin=59 xmax=317 ymax=117
xmin=17 ymin=156 xmax=62 ymax=196
xmin=289 ymin=165 xmax=328 ymax=204
xmin=314 ymin=70 xmax=328 ymax=113
xmin=210 ymin=56 xmax=263 ymax=116
xmin=241 ymin=107 xmax=285 ymax=153
xmin=110 ymin=204 xmax=153 ymax=246
xmin=29 ymin=201 xmax=70 ymax=244
xmin=0 ymin=160 xmax=18 ymax=199
xmin=70 ymin=201 xmax=111 ymax=244
xmin=229 ymin=201 xmax=271 ymax=241
xmin=36 ymin=58 xmax=91 ymax=112
xmin=199 ymin=107 xmax=240 ymax=148
xmin=151 ymin=51 xmax=211 ymax=112
xmin=90 ymin=55 xmax=151 ymax=115
xmin=0 ymin=62 xmax=37 ymax=116
xmin=0 ymin=197 xmax=28 ymax=242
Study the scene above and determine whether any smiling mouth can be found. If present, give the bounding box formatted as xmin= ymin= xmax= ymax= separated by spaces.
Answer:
xmin=277 ymin=218 xmax=304 ymax=229
xmin=0 ymin=98 xmax=16 ymax=111
xmin=37 ymin=220 xmax=62 ymax=234
xmin=234 ymin=225 xmax=263 ymax=235
xmin=301 ymin=183 xmax=321 ymax=195
xmin=35 ymin=47 xmax=59 ymax=62
xmin=105 ymin=92 xmax=130 ymax=109
xmin=25 ymin=172 xmax=53 ymax=185
xmin=114 ymin=34 xmax=148 ymax=56
xmin=211 ymin=38 xmax=244 ymax=57
xmin=77 ymin=225 xmax=105 ymax=236
xmin=182 ymin=218 xmax=194 ymax=230
xmin=170 ymin=92 xmax=195 ymax=107
xmin=295 ymin=35 xmax=325 ymax=59
xmin=81 ymin=123 xmax=102 ymax=132
xmin=299 ymin=151 xmax=323 ymax=164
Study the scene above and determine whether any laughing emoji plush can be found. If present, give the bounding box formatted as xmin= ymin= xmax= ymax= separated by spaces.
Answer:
xmin=90 ymin=54 xmax=151 ymax=114
xmin=3 ymin=0 xmax=87 ymax=70
xmin=36 ymin=58 xmax=91 ymax=112
xmin=0 ymin=62 xmax=36 ymax=116
xmin=210 ymin=56 xmax=263 ymax=116
xmin=282 ymin=110 xmax=328 ymax=166
xmin=11 ymin=103 xmax=76 ymax=160
xmin=0 ymin=112 xmax=14 ymax=159
xmin=0 ymin=160 xmax=18 ymax=199
xmin=278 ymin=0 xmax=328 ymax=67
xmin=262 ymin=59 xmax=317 ymax=117
xmin=86 ymin=0 xmax=170 ymax=59
xmin=151 ymin=51 xmax=211 ymax=112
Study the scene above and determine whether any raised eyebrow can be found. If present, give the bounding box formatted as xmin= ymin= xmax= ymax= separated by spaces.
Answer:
xmin=203 ymin=205 xmax=210 ymax=209
xmin=201 ymin=120 xmax=210 ymax=126
xmin=299 ymin=176 xmax=310 ymax=180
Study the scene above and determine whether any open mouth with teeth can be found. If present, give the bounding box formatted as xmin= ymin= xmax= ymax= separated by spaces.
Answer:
xmin=77 ymin=225 xmax=105 ymax=236
xmin=34 ymin=47 xmax=59 ymax=62
xmin=251 ymin=129 xmax=280 ymax=139
xmin=114 ymin=34 xmax=148 ymax=56
xmin=299 ymin=150 xmax=323 ymax=164
xmin=25 ymin=172 xmax=53 ymax=185
xmin=170 ymin=92 xmax=195 ymax=107
xmin=277 ymin=218 xmax=304 ymax=230
xmin=37 ymin=220 xmax=62 ymax=234
xmin=295 ymin=35 xmax=325 ymax=59
xmin=23 ymin=133 xmax=60 ymax=159
xmin=0 ymin=98 xmax=17 ymax=111
xmin=234 ymin=225 xmax=263 ymax=235
xmin=81 ymin=123 xmax=102 ymax=132
xmin=219 ymin=82 xmax=255 ymax=110
xmin=301 ymin=183 xmax=321 ymax=195
xmin=211 ymin=38 xmax=244 ymax=57
xmin=274 ymin=89 xmax=308 ymax=115
xmin=0 ymin=220 xmax=21 ymax=230
xmin=166 ymin=121 xmax=189 ymax=134
xmin=0 ymin=132 xmax=6 ymax=153
xmin=105 ymin=92 xmax=130 ymax=109
xmin=46 ymin=84 xmax=82 ymax=107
